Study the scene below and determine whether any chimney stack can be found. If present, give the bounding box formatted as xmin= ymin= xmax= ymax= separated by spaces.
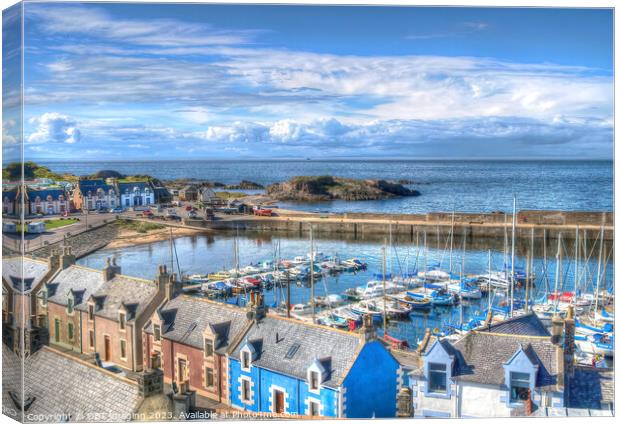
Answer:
xmin=563 ymin=305 xmax=576 ymax=376
xmin=551 ymin=314 xmax=563 ymax=345
xmin=60 ymin=245 xmax=76 ymax=269
xmin=247 ymin=291 xmax=266 ymax=320
xmin=102 ymin=257 xmax=121 ymax=281
xmin=165 ymin=273 xmax=179 ymax=301
xmin=156 ymin=264 xmax=170 ymax=292
xmin=360 ymin=314 xmax=376 ymax=343
xmin=48 ymin=248 xmax=61 ymax=270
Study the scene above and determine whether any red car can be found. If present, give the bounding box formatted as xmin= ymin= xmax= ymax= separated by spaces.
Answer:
xmin=142 ymin=210 xmax=154 ymax=217
xmin=185 ymin=205 xmax=193 ymax=211
xmin=253 ymin=208 xmax=273 ymax=217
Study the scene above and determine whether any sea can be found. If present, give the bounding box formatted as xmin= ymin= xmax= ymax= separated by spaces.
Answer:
xmin=40 ymin=159 xmax=613 ymax=214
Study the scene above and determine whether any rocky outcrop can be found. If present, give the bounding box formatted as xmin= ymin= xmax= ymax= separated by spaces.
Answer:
xmin=224 ymin=180 xmax=264 ymax=190
xmin=266 ymin=176 xmax=420 ymax=202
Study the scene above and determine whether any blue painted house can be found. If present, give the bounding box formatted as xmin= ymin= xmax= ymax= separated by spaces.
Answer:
xmin=227 ymin=314 xmax=401 ymax=418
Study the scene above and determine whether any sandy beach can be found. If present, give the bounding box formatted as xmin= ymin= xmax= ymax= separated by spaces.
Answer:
xmin=105 ymin=226 xmax=208 ymax=249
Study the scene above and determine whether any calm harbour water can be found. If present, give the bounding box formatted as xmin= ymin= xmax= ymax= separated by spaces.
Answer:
xmin=41 ymin=160 xmax=613 ymax=214
xmin=79 ymin=232 xmax=614 ymax=346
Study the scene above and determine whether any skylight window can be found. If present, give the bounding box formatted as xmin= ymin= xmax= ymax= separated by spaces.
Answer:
xmin=285 ymin=343 xmax=301 ymax=359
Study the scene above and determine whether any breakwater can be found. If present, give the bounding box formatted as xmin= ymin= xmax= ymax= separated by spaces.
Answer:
xmin=192 ymin=210 xmax=613 ymax=242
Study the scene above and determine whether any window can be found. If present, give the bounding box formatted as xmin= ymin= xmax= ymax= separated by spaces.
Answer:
xmin=120 ymin=339 xmax=127 ymax=360
xmin=308 ymin=400 xmax=320 ymax=417
xmin=204 ymin=339 xmax=214 ymax=357
xmin=428 ymin=363 xmax=447 ymax=393
xmin=39 ymin=290 xmax=47 ymax=306
xmin=242 ymin=351 xmax=251 ymax=369
xmin=89 ymin=330 xmax=95 ymax=349
xmin=67 ymin=298 xmax=74 ymax=314
xmin=67 ymin=322 xmax=74 ymax=341
xmin=153 ymin=324 xmax=161 ymax=342
xmin=309 ymin=371 xmax=320 ymax=391
xmin=119 ymin=312 xmax=126 ymax=330
xmin=88 ymin=304 xmax=94 ymax=321
xmin=510 ymin=372 xmax=530 ymax=403
xmin=205 ymin=367 xmax=214 ymax=388
xmin=241 ymin=379 xmax=251 ymax=402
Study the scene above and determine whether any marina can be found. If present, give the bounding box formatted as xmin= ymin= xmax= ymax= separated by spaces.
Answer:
xmin=78 ymin=221 xmax=615 ymax=363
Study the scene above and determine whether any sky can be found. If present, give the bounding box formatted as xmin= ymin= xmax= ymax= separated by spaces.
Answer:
xmin=2 ymin=2 xmax=614 ymax=161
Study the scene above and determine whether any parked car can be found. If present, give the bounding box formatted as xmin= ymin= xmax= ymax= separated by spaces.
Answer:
xmin=142 ymin=210 xmax=154 ymax=218
xmin=166 ymin=215 xmax=182 ymax=221
xmin=185 ymin=205 xmax=193 ymax=211
xmin=188 ymin=210 xmax=198 ymax=219
xmin=110 ymin=207 xmax=123 ymax=214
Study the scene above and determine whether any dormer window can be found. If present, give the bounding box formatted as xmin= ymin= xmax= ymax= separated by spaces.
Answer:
xmin=204 ymin=339 xmax=214 ymax=358
xmin=309 ymin=370 xmax=320 ymax=391
xmin=240 ymin=340 xmax=256 ymax=371
xmin=119 ymin=312 xmax=126 ymax=330
xmin=428 ymin=363 xmax=447 ymax=393
xmin=242 ymin=351 xmax=251 ymax=370
xmin=88 ymin=304 xmax=94 ymax=321
xmin=39 ymin=289 xmax=48 ymax=306
xmin=67 ymin=297 xmax=74 ymax=314
xmin=509 ymin=372 xmax=530 ymax=403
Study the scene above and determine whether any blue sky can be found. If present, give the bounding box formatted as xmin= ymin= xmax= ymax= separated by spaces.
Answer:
xmin=2 ymin=2 xmax=614 ymax=161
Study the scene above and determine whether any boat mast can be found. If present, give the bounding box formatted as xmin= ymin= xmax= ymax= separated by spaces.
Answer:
xmin=423 ymin=231 xmax=428 ymax=294
xmin=310 ymin=226 xmax=315 ymax=324
xmin=449 ymin=209 xmax=455 ymax=274
xmin=382 ymin=240 xmax=388 ymax=335
xmin=594 ymin=220 xmax=605 ymax=318
xmin=509 ymin=195 xmax=517 ymax=317
xmin=169 ymin=227 xmax=174 ymax=273
xmin=487 ymin=250 xmax=492 ymax=312
xmin=574 ymin=225 xmax=579 ymax=300
xmin=553 ymin=233 xmax=562 ymax=315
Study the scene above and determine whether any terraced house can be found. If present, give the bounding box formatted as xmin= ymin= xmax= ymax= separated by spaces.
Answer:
xmin=28 ymin=187 xmax=70 ymax=215
xmin=142 ymin=288 xmax=249 ymax=404
xmin=2 ymin=253 xmax=65 ymax=355
xmin=408 ymin=313 xmax=569 ymax=418
xmin=228 ymin=309 xmax=402 ymax=418
xmin=118 ymin=181 xmax=154 ymax=208
xmin=39 ymin=257 xmax=170 ymax=372
xmin=72 ymin=178 xmax=119 ymax=211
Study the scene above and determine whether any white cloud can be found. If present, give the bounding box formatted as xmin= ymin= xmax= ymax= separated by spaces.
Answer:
xmin=2 ymin=119 xmax=18 ymax=144
xmin=27 ymin=112 xmax=81 ymax=144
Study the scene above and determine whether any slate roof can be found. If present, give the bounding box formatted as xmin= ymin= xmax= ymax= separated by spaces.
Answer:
xmin=86 ymin=275 xmax=159 ymax=322
xmin=566 ymin=366 xmax=614 ymax=409
xmin=478 ymin=312 xmax=551 ymax=337
xmin=3 ymin=257 xmax=51 ymax=293
xmin=78 ymin=179 xmax=116 ymax=195
xmin=145 ymin=295 xmax=248 ymax=353
xmin=28 ymin=188 xmax=68 ymax=201
xmin=2 ymin=344 xmax=142 ymax=422
xmin=442 ymin=332 xmax=560 ymax=390
xmin=117 ymin=181 xmax=152 ymax=194
xmin=229 ymin=315 xmax=362 ymax=388
xmin=46 ymin=265 xmax=106 ymax=307
xmin=2 ymin=188 xmax=17 ymax=201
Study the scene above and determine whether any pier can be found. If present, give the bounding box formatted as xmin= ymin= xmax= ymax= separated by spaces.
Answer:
xmin=179 ymin=209 xmax=613 ymax=244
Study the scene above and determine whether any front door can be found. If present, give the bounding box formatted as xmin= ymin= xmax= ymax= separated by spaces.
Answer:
xmin=104 ymin=336 xmax=111 ymax=361
xmin=54 ymin=319 xmax=60 ymax=343
xmin=274 ymin=389 xmax=285 ymax=414
xmin=177 ymin=358 xmax=187 ymax=382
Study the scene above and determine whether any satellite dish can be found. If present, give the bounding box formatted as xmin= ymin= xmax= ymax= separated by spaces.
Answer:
xmin=246 ymin=311 xmax=255 ymax=321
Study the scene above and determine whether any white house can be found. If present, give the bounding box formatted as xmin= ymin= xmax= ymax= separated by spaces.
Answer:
xmin=28 ymin=188 xmax=70 ymax=215
xmin=118 ymin=182 xmax=155 ymax=208
xmin=408 ymin=313 xmax=567 ymax=418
